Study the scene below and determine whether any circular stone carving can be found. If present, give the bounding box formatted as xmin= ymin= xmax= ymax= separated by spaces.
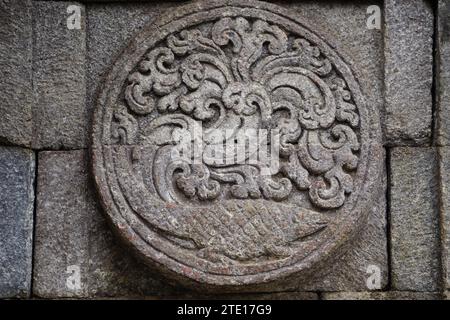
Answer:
xmin=91 ymin=0 xmax=382 ymax=287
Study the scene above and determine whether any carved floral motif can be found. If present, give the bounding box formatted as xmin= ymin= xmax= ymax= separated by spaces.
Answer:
xmin=116 ymin=17 xmax=360 ymax=209
xmin=93 ymin=1 xmax=380 ymax=283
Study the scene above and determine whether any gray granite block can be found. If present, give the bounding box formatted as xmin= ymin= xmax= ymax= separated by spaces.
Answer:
xmin=390 ymin=147 xmax=441 ymax=291
xmin=0 ymin=0 xmax=33 ymax=147
xmin=439 ymin=147 xmax=450 ymax=289
xmin=384 ymin=0 xmax=433 ymax=146
xmin=32 ymin=1 xmax=87 ymax=150
xmin=437 ymin=0 xmax=450 ymax=146
xmin=33 ymin=150 xmax=181 ymax=298
xmin=0 ymin=147 xmax=35 ymax=298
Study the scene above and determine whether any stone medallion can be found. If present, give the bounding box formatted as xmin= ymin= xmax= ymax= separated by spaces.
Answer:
xmin=91 ymin=0 xmax=382 ymax=287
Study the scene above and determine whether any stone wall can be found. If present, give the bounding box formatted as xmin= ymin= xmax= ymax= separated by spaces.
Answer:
xmin=0 ymin=0 xmax=449 ymax=300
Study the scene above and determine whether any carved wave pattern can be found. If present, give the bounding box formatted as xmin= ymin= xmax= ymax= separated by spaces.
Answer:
xmin=112 ymin=17 xmax=361 ymax=211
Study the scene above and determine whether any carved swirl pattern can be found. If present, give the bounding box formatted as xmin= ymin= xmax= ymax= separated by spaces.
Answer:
xmin=93 ymin=1 xmax=379 ymax=285
xmin=115 ymin=17 xmax=360 ymax=210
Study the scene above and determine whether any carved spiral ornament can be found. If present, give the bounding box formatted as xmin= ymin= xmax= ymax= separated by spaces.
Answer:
xmin=91 ymin=0 xmax=382 ymax=287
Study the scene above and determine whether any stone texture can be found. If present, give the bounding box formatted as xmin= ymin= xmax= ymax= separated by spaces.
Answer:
xmin=299 ymin=173 xmax=388 ymax=292
xmin=390 ymin=147 xmax=441 ymax=291
xmin=91 ymin=0 xmax=384 ymax=290
xmin=322 ymin=291 xmax=441 ymax=300
xmin=0 ymin=147 xmax=35 ymax=298
xmin=86 ymin=2 xmax=173 ymax=117
xmin=33 ymin=150 xmax=182 ymax=298
xmin=86 ymin=1 xmax=383 ymax=148
xmin=3 ymin=0 xmax=442 ymax=299
xmin=32 ymin=149 xmax=388 ymax=297
xmin=85 ymin=0 xmax=383 ymax=128
xmin=439 ymin=147 xmax=450 ymax=289
xmin=445 ymin=291 xmax=450 ymax=300
xmin=384 ymin=0 xmax=433 ymax=145
xmin=296 ymin=145 xmax=388 ymax=292
xmin=0 ymin=0 xmax=33 ymax=147
xmin=437 ymin=0 xmax=450 ymax=146
xmin=279 ymin=0 xmax=383 ymax=143
xmin=32 ymin=2 xmax=87 ymax=149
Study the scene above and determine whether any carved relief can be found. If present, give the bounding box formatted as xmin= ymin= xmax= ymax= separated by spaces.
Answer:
xmin=92 ymin=0 xmax=381 ymax=287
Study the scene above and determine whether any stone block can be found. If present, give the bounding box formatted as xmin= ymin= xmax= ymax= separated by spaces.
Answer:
xmin=32 ymin=1 xmax=87 ymax=149
xmin=33 ymin=150 xmax=182 ymax=298
xmin=389 ymin=147 xmax=441 ymax=291
xmin=439 ymin=147 xmax=450 ymax=289
xmin=0 ymin=0 xmax=33 ymax=147
xmin=437 ymin=0 xmax=450 ymax=146
xmin=0 ymin=147 xmax=35 ymax=298
xmin=384 ymin=0 xmax=433 ymax=145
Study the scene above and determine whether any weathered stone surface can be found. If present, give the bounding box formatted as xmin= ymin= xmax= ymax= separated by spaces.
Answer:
xmin=322 ymin=291 xmax=441 ymax=300
xmin=91 ymin=0 xmax=383 ymax=290
xmin=33 ymin=151 xmax=90 ymax=297
xmin=86 ymin=0 xmax=386 ymax=293
xmin=32 ymin=2 xmax=87 ymax=149
xmin=445 ymin=291 xmax=450 ymax=300
xmin=279 ymin=0 xmax=383 ymax=143
xmin=33 ymin=150 xmax=181 ymax=298
xmin=384 ymin=0 xmax=433 ymax=145
xmin=299 ymin=163 xmax=388 ymax=291
xmin=0 ymin=147 xmax=35 ymax=298
xmin=439 ymin=147 xmax=450 ymax=289
xmin=86 ymin=2 xmax=172 ymax=116
xmin=0 ymin=0 xmax=444 ymax=301
xmin=0 ymin=0 xmax=33 ymax=147
xmin=390 ymin=147 xmax=441 ymax=291
xmin=86 ymin=1 xmax=383 ymax=142
xmin=437 ymin=0 xmax=450 ymax=146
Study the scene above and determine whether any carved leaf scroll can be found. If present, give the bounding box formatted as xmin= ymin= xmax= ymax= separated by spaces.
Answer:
xmin=93 ymin=1 xmax=379 ymax=282
xmin=114 ymin=17 xmax=361 ymax=210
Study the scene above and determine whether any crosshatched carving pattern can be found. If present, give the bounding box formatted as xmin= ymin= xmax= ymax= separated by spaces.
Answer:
xmin=91 ymin=0 xmax=382 ymax=287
